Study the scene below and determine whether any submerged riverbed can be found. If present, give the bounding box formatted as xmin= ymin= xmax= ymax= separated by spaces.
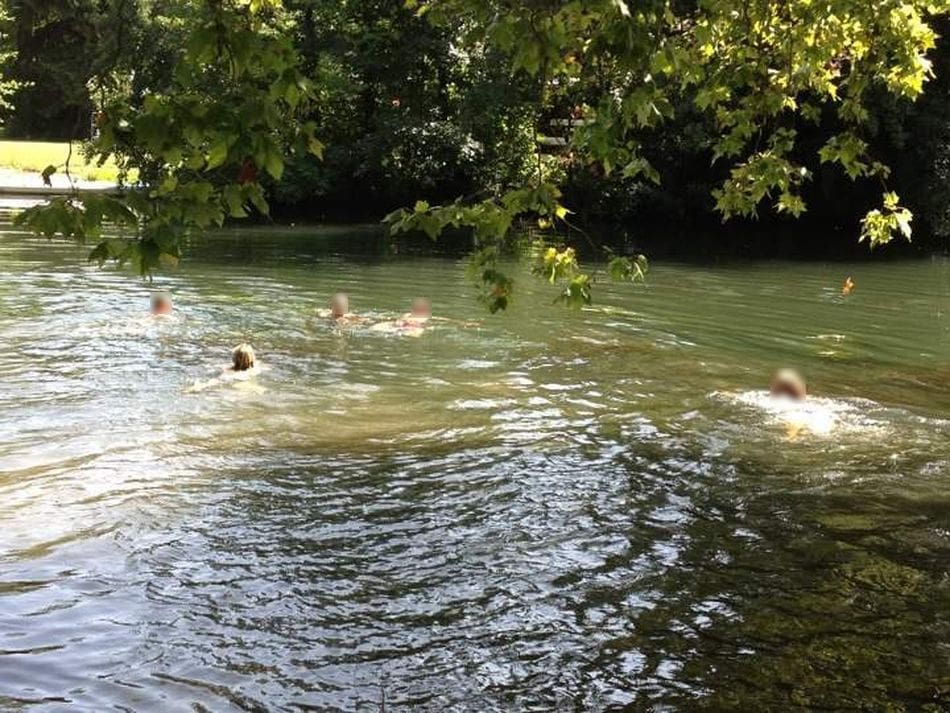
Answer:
xmin=1 ymin=224 xmax=949 ymax=711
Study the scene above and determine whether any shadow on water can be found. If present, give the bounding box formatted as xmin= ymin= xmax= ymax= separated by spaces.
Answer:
xmin=0 ymin=224 xmax=949 ymax=710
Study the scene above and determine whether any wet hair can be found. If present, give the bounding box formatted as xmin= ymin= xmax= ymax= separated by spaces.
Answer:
xmin=410 ymin=297 xmax=432 ymax=317
xmin=150 ymin=292 xmax=172 ymax=313
xmin=330 ymin=293 xmax=349 ymax=318
xmin=770 ymin=369 xmax=807 ymax=400
xmin=232 ymin=343 xmax=256 ymax=372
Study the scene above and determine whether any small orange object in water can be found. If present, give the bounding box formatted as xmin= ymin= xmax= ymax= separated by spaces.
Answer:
xmin=842 ymin=276 xmax=855 ymax=296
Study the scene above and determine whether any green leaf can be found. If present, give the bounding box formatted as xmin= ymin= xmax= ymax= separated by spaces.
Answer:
xmin=223 ymin=185 xmax=247 ymax=218
xmin=607 ymin=255 xmax=649 ymax=282
xmin=206 ymin=139 xmax=229 ymax=170
xmin=308 ymin=137 xmax=325 ymax=160
xmin=155 ymin=174 xmax=178 ymax=196
xmin=556 ymin=274 xmax=592 ymax=309
xmin=264 ymin=151 xmax=284 ymax=181
xmin=285 ymin=81 xmax=300 ymax=108
xmin=247 ymin=185 xmax=270 ymax=215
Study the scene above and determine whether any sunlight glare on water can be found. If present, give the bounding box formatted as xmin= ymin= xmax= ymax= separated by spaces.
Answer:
xmin=1 ymin=224 xmax=949 ymax=711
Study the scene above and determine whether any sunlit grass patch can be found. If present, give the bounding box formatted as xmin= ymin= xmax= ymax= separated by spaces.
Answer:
xmin=0 ymin=140 xmax=132 ymax=183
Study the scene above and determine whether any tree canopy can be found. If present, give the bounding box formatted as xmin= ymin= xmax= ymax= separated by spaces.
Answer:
xmin=5 ymin=0 xmax=950 ymax=308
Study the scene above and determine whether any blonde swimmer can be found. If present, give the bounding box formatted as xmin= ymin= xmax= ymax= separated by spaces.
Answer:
xmin=187 ymin=343 xmax=265 ymax=392
xmin=231 ymin=343 xmax=257 ymax=372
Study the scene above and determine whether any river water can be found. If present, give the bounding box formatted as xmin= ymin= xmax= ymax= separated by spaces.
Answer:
xmin=1 ymin=223 xmax=949 ymax=711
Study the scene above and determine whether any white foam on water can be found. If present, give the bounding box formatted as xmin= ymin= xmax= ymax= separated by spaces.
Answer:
xmin=712 ymin=390 xmax=889 ymax=438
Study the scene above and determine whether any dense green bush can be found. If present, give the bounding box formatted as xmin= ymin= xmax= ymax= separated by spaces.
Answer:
xmin=4 ymin=0 xmax=950 ymax=264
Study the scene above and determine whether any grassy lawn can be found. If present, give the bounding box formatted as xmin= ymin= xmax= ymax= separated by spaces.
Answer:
xmin=0 ymin=140 xmax=128 ymax=183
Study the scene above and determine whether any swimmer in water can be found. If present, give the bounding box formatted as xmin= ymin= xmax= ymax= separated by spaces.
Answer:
xmin=365 ymin=297 xmax=431 ymax=336
xmin=315 ymin=293 xmax=368 ymax=326
xmin=724 ymin=371 xmax=842 ymax=440
xmin=770 ymin=368 xmax=807 ymax=400
xmin=187 ymin=343 xmax=262 ymax=392
xmin=768 ymin=369 xmax=814 ymax=439
xmin=384 ymin=297 xmax=434 ymax=336
xmin=231 ymin=343 xmax=256 ymax=372
xmin=398 ymin=297 xmax=432 ymax=328
xmin=150 ymin=292 xmax=173 ymax=316
xmin=369 ymin=297 xmax=480 ymax=336
xmin=330 ymin=293 xmax=350 ymax=320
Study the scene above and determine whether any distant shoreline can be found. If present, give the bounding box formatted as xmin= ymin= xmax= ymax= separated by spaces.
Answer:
xmin=0 ymin=166 xmax=118 ymax=194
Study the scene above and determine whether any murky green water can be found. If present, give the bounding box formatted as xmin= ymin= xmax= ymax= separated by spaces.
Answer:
xmin=1 ymin=223 xmax=949 ymax=711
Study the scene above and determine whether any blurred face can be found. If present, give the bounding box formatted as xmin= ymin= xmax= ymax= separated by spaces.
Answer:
xmin=410 ymin=298 xmax=431 ymax=318
xmin=330 ymin=294 xmax=349 ymax=318
xmin=151 ymin=295 xmax=172 ymax=315
xmin=770 ymin=370 xmax=806 ymax=400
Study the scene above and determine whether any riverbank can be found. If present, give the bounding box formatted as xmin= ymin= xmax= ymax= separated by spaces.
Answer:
xmin=0 ymin=166 xmax=118 ymax=193
xmin=0 ymin=140 xmax=125 ymax=182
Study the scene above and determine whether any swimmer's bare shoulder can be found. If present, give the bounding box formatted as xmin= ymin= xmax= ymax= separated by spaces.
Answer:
xmin=186 ymin=363 xmax=267 ymax=393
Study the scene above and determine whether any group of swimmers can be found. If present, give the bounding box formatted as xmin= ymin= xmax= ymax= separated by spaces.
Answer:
xmin=152 ymin=291 xmax=258 ymax=380
xmin=150 ymin=289 xmax=447 ymax=377
xmin=152 ymin=290 xmax=812 ymax=404
xmin=317 ymin=292 xmax=443 ymax=333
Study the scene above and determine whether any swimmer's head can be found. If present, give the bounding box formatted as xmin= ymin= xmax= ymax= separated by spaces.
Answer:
xmin=770 ymin=369 xmax=807 ymax=400
xmin=150 ymin=292 xmax=173 ymax=315
xmin=330 ymin=293 xmax=349 ymax=318
xmin=232 ymin=343 xmax=256 ymax=372
xmin=410 ymin=297 xmax=432 ymax=318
